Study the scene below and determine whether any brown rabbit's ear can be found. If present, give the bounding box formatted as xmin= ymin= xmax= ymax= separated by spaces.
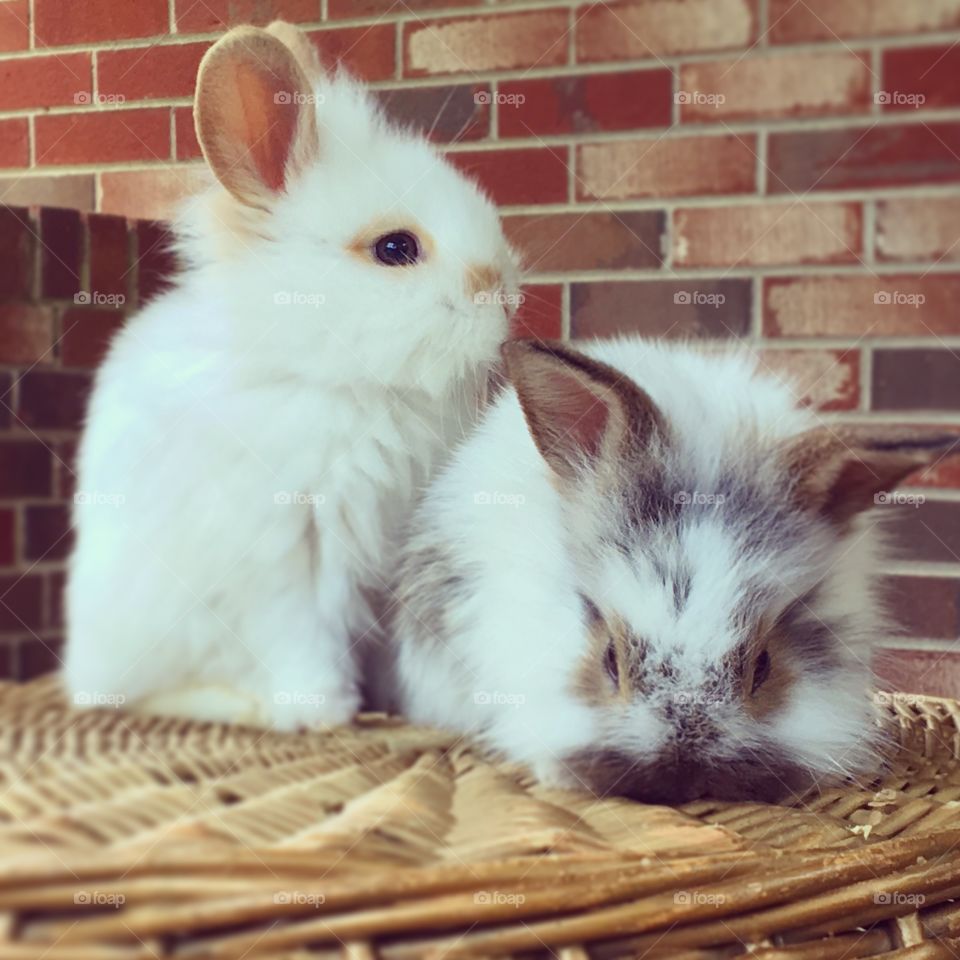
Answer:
xmin=783 ymin=426 xmax=957 ymax=525
xmin=194 ymin=26 xmax=319 ymax=208
xmin=265 ymin=21 xmax=323 ymax=80
xmin=501 ymin=339 xmax=666 ymax=481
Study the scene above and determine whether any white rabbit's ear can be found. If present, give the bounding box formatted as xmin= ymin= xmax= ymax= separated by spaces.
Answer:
xmin=265 ymin=20 xmax=323 ymax=81
xmin=501 ymin=339 xmax=666 ymax=481
xmin=784 ymin=426 xmax=957 ymax=525
xmin=194 ymin=26 xmax=319 ymax=208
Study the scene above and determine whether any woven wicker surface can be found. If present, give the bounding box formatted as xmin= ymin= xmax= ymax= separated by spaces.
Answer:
xmin=1 ymin=679 xmax=959 ymax=958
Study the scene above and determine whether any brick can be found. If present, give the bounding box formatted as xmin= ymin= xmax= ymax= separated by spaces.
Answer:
xmin=673 ymin=203 xmax=862 ymax=268
xmin=60 ymin=308 xmax=124 ymax=369
xmin=511 ymin=284 xmax=563 ymax=342
xmin=136 ymin=221 xmax=178 ymax=307
xmin=18 ymin=636 xmax=63 ymax=679
xmin=0 ymin=509 xmax=13 ymax=567
xmin=46 ymin=570 xmax=65 ymax=629
xmin=98 ymin=42 xmax=209 ymax=102
xmin=876 ymin=197 xmax=960 ymax=262
xmin=882 ymin=45 xmax=960 ymax=113
xmin=378 ymin=84 xmax=490 ymax=143
xmin=0 ymin=174 xmax=95 ymax=211
xmin=0 ymin=305 xmax=54 ymax=365
xmin=0 ymin=0 xmax=29 ymax=52
xmin=768 ymin=123 xmax=960 ymax=194
xmin=577 ymin=0 xmax=756 ymax=62
xmin=0 ymin=372 xmax=10 ymax=430
xmin=330 ymin=0 xmax=473 ymax=14
xmin=874 ymin=649 xmax=960 ymax=699
xmin=886 ymin=499 xmax=960 ymax=564
xmin=88 ymin=213 xmax=131 ymax=300
xmin=0 ymin=442 xmax=51 ymax=499
xmin=884 ymin=576 xmax=960 ymax=640
xmin=24 ymin=504 xmax=71 ymax=562
xmin=0 ymin=118 xmax=28 ymax=167
xmin=39 ymin=207 xmax=83 ymax=299
xmin=909 ymin=430 xmax=960 ymax=489
xmin=99 ymin=166 xmax=208 ymax=220
xmin=872 ymin=349 xmax=960 ymax=412
xmin=448 ymin=147 xmax=568 ymax=206
xmin=36 ymin=0 xmax=166 ymax=45
xmin=35 ymin=109 xmax=171 ymax=166
xmin=174 ymin=107 xmax=202 ymax=160
xmin=764 ymin=275 xmax=960 ymax=337
xmin=769 ymin=0 xmax=960 ymax=43
xmin=405 ymin=10 xmax=568 ymax=77
xmin=679 ymin=52 xmax=871 ymax=122
xmin=756 ymin=349 xmax=860 ymax=412
xmin=504 ymin=211 xmax=664 ymax=273
xmin=0 ymin=575 xmax=42 ymax=632
xmin=571 ymin=279 xmax=751 ymax=340
xmin=0 ymin=53 xmax=91 ymax=110
xmin=175 ymin=0 xmax=317 ymax=33
xmin=308 ymin=24 xmax=396 ymax=83
xmin=54 ymin=439 xmax=77 ymax=502
xmin=0 ymin=206 xmax=34 ymax=300
xmin=16 ymin=371 xmax=92 ymax=431
xmin=578 ymin=134 xmax=756 ymax=201
xmin=499 ymin=70 xmax=672 ymax=138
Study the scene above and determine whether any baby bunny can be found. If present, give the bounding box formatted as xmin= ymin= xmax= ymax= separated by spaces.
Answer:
xmin=394 ymin=337 xmax=954 ymax=803
xmin=65 ymin=22 xmax=519 ymax=729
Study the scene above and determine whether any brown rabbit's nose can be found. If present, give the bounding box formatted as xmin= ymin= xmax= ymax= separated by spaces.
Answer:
xmin=465 ymin=263 xmax=502 ymax=301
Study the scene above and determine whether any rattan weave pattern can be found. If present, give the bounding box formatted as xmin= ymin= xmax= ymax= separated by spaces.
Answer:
xmin=1 ymin=677 xmax=959 ymax=958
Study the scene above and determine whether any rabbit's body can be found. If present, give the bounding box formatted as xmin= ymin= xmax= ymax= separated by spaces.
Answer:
xmin=395 ymin=338 xmax=952 ymax=802
xmin=65 ymin=24 xmax=517 ymax=728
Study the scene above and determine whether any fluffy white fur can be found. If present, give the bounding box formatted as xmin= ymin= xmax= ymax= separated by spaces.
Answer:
xmin=394 ymin=338 xmax=915 ymax=801
xmin=65 ymin=29 xmax=518 ymax=729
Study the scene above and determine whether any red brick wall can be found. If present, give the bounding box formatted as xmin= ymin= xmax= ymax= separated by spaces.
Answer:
xmin=1 ymin=0 xmax=960 ymax=693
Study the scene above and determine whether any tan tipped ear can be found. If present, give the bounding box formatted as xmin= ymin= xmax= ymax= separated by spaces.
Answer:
xmin=783 ymin=426 xmax=957 ymax=525
xmin=265 ymin=21 xmax=322 ymax=80
xmin=501 ymin=339 xmax=666 ymax=481
xmin=194 ymin=26 xmax=319 ymax=208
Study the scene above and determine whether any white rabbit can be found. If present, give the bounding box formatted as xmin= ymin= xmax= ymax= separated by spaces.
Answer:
xmin=394 ymin=337 xmax=954 ymax=802
xmin=65 ymin=22 xmax=519 ymax=729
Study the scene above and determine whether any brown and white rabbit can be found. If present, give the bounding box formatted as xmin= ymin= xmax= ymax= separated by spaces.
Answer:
xmin=394 ymin=337 xmax=953 ymax=802
xmin=65 ymin=23 xmax=519 ymax=729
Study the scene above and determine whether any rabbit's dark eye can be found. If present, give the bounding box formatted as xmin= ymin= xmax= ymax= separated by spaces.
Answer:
xmin=373 ymin=231 xmax=420 ymax=266
xmin=751 ymin=650 xmax=771 ymax=695
xmin=605 ymin=641 xmax=620 ymax=686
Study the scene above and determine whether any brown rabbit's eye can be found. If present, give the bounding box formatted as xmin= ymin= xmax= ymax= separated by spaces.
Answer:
xmin=604 ymin=641 xmax=620 ymax=685
xmin=374 ymin=231 xmax=420 ymax=266
xmin=751 ymin=650 xmax=771 ymax=695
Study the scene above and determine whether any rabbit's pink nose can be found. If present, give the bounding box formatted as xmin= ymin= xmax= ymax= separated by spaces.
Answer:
xmin=465 ymin=264 xmax=502 ymax=299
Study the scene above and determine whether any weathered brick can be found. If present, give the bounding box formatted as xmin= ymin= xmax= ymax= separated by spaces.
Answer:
xmin=511 ymin=284 xmax=563 ymax=342
xmin=175 ymin=0 xmax=316 ymax=33
xmin=88 ymin=213 xmax=132 ymax=300
xmin=872 ymin=350 xmax=960 ymax=411
xmin=499 ymin=70 xmax=672 ymax=138
xmin=882 ymin=45 xmax=960 ymax=112
xmin=0 ymin=305 xmax=54 ymax=365
xmin=0 ymin=510 xmax=13 ymax=568
xmin=0 ymin=118 xmax=28 ymax=167
xmin=768 ymin=123 xmax=960 ymax=194
xmin=0 ymin=53 xmax=91 ymax=111
xmin=876 ymin=197 xmax=960 ymax=262
xmin=757 ymin=349 xmax=860 ymax=411
xmin=504 ymin=211 xmax=664 ymax=273
xmin=679 ymin=51 xmax=871 ymax=122
xmin=764 ymin=275 xmax=960 ymax=337
xmin=0 ymin=373 xmax=11 ymax=431
xmin=405 ymin=10 xmax=569 ymax=77
xmin=571 ymin=279 xmax=751 ymax=340
xmin=0 ymin=174 xmax=95 ymax=211
xmin=874 ymin=649 xmax=960 ymax=699
xmin=330 ymin=0 xmax=472 ymax=14
xmin=378 ymin=85 xmax=490 ymax=143
xmin=46 ymin=570 xmax=66 ymax=629
xmin=0 ymin=575 xmax=43 ymax=632
xmin=886 ymin=499 xmax=960 ymax=564
xmin=769 ymin=0 xmax=960 ymax=43
xmin=0 ymin=206 xmax=34 ymax=300
xmin=39 ymin=207 xmax=83 ymax=299
xmin=16 ymin=371 xmax=92 ymax=431
xmin=35 ymin=109 xmax=171 ymax=166
xmin=577 ymin=134 xmax=756 ymax=201
xmin=98 ymin=41 xmax=209 ymax=102
xmin=0 ymin=0 xmax=29 ymax=52
xmin=883 ymin=576 xmax=960 ymax=640
xmin=36 ymin=0 xmax=166 ymax=45
xmin=24 ymin=505 xmax=72 ymax=562
xmin=577 ymin=0 xmax=756 ymax=62
xmin=308 ymin=25 xmax=396 ymax=83
xmin=18 ymin=636 xmax=63 ymax=679
xmin=99 ymin=167 xmax=208 ymax=220
xmin=0 ymin=441 xmax=52 ymax=499
xmin=448 ymin=147 xmax=569 ymax=206
xmin=60 ymin=308 xmax=125 ymax=369
xmin=174 ymin=107 xmax=202 ymax=160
